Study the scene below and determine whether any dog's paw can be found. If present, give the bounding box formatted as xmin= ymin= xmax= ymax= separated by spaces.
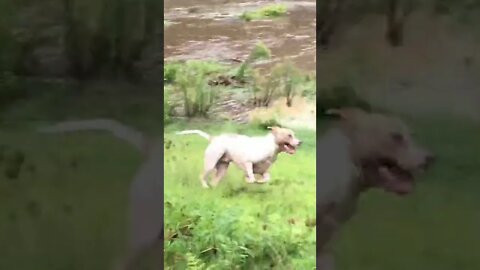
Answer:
xmin=245 ymin=177 xmax=256 ymax=184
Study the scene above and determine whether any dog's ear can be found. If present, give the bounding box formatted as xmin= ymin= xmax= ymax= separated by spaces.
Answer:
xmin=267 ymin=126 xmax=280 ymax=132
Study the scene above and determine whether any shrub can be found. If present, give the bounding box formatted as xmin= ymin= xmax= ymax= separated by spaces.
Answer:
xmin=240 ymin=4 xmax=288 ymax=21
xmin=270 ymin=61 xmax=303 ymax=107
xmin=249 ymin=109 xmax=282 ymax=129
xmin=300 ymin=73 xmax=316 ymax=100
xmin=317 ymin=83 xmax=371 ymax=116
xmin=235 ymin=42 xmax=271 ymax=80
xmin=63 ymin=0 xmax=162 ymax=79
xmin=249 ymin=61 xmax=304 ymax=108
xmin=164 ymin=62 xmax=181 ymax=83
xmin=250 ymin=69 xmax=279 ymax=107
xmin=174 ymin=61 xmax=224 ymax=118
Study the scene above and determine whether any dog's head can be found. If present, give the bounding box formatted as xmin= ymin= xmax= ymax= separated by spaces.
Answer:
xmin=269 ymin=126 xmax=302 ymax=154
xmin=328 ymin=108 xmax=435 ymax=195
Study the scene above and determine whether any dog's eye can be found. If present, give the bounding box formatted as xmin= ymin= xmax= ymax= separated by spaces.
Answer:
xmin=391 ymin=132 xmax=404 ymax=143
xmin=288 ymin=134 xmax=293 ymax=138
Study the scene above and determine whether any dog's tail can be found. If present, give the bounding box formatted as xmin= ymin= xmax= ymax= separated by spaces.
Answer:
xmin=38 ymin=119 xmax=150 ymax=154
xmin=176 ymin=130 xmax=211 ymax=141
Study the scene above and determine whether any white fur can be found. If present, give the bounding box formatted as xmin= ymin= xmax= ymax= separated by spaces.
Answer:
xmin=316 ymin=129 xmax=360 ymax=270
xmin=211 ymin=133 xmax=278 ymax=163
xmin=176 ymin=130 xmax=211 ymax=141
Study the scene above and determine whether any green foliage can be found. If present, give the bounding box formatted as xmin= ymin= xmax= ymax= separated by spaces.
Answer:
xmin=235 ymin=41 xmax=271 ymax=80
xmin=249 ymin=41 xmax=272 ymax=60
xmin=173 ymin=61 xmax=226 ymax=117
xmin=250 ymin=114 xmax=282 ymax=130
xmin=164 ymin=86 xmax=172 ymax=125
xmin=249 ymin=61 xmax=309 ymax=108
xmin=300 ymin=73 xmax=316 ymax=100
xmin=240 ymin=4 xmax=288 ymax=21
xmin=250 ymin=69 xmax=279 ymax=107
xmin=317 ymin=83 xmax=371 ymax=116
xmin=270 ymin=61 xmax=303 ymax=107
xmin=235 ymin=43 xmax=271 ymax=80
xmin=185 ymin=253 xmax=207 ymax=270
xmin=63 ymin=0 xmax=161 ymax=79
xmin=164 ymin=62 xmax=182 ymax=83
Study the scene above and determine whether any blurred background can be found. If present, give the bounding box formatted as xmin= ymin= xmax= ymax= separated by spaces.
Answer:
xmin=317 ymin=1 xmax=480 ymax=269
xmin=0 ymin=0 xmax=163 ymax=269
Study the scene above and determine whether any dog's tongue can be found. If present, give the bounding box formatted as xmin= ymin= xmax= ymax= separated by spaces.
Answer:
xmin=284 ymin=144 xmax=296 ymax=154
xmin=379 ymin=167 xmax=413 ymax=195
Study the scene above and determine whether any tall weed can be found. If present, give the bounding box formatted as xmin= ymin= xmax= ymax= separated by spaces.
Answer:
xmin=173 ymin=61 xmax=225 ymax=117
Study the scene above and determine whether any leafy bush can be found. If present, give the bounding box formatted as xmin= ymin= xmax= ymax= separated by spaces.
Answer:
xmin=63 ymin=0 xmax=162 ymax=79
xmin=164 ymin=199 xmax=312 ymax=269
xmin=300 ymin=73 xmax=316 ymax=100
xmin=317 ymin=83 xmax=371 ymax=116
xmin=270 ymin=61 xmax=303 ymax=107
xmin=249 ymin=61 xmax=305 ymax=108
xmin=173 ymin=61 xmax=226 ymax=117
xmin=164 ymin=62 xmax=182 ymax=83
xmin=250 ymin=69 xmax=279 ymax=107
xmin=235 ymin=42 xmax=271 ymax=80
xmin=240 ymin=4 xmax=288 ymax=21
xmin=249 ymin=109 xmax=282 ymax=130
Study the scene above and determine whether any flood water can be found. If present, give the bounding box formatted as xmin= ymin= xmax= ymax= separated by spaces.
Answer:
xmin=164 ymin=0 xmax=316 ymax=72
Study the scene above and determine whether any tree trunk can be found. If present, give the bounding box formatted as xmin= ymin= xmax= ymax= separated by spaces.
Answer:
xmin=318 ymin=0 xmax=347 ymax=49
xmin=386 ymin=0 xmax=413 ymax=47
xmin=63 ymin=0 xmax=85 ymax=79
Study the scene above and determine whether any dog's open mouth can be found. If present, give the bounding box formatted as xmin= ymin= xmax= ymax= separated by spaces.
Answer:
xmin=281 ymin=142 xmax=297 ymax=154
xmin=362 ymin=158 xmax=415 ymax=195
xmin=377 ymin=158 xmax=415 ymax=195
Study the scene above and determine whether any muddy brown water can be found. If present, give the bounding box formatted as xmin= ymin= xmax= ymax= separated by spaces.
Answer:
xmin=164 ymin=0 xmax=316 ymax=73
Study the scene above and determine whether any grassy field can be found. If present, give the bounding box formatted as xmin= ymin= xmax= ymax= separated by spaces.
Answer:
xmin=0 ymin=88 xmax=479 ymax=269
xmin=164 ymin=121 xmax=316 ymax=269
xmin=0 ymin=129 xmax=141 ymax=270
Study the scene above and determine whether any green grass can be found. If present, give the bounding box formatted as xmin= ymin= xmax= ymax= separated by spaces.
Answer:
xmin=0 ymin=86 xmax=479 ymax=269
xmin=240 ymin=4 xmax=288 ymax=22
xmin=0 ymin=131 xmax=141 ymax=270
xmin=164 ymin=122 xmax=316 ymax=269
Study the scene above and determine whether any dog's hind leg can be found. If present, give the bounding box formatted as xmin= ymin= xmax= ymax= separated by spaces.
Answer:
xmin=210 ymin=162 xmax=229 ymax=187
xmin=201 ymin=144 xmax=226 ymax=188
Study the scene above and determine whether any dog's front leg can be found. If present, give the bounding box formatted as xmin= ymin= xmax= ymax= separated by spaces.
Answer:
xmin=256 ymin=172 xmax=270 ymax=183
xmin=243 ymin=162 xmax=256 ymax=183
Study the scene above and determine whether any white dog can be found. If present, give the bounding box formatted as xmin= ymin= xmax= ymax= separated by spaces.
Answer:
xmin=177 ymin=127 xmax=302 ymax=188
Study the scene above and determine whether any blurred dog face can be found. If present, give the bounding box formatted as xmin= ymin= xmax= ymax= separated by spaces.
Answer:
xmin=270 ymin=127 xmax=302 ymax=154
xmin=329 ymin=108 xmax=435 ymax=195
